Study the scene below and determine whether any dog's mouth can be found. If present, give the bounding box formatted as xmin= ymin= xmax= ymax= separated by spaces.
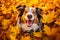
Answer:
xmin=27 ymin=20 xmax=33 ymax=27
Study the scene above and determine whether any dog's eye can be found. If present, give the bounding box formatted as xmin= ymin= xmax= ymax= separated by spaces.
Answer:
xmin=25 ymin=11 xmax=28 ymax=13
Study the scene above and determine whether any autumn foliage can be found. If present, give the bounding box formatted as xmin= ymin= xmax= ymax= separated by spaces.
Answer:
xmin=0 ymin=0 xmax=60 ymax=40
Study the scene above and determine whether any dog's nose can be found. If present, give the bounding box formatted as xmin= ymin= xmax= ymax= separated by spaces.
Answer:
xmin=27 ymin=14 xmax=32 ymax=19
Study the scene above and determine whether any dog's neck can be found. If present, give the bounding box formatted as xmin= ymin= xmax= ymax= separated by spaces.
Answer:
xmin=21 ymin=23 xmax=39 ymax=32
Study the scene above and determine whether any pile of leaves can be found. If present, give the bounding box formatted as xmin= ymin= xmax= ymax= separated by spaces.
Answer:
xmin=0 ymin=0 xmax=60 ymax=40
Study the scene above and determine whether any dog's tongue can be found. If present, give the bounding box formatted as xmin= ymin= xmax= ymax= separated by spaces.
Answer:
xmin=27 ymin=20 xmax=32 ymax=27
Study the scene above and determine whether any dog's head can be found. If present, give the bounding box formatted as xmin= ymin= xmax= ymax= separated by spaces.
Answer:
xmin=16 ymin=5 xmax=42 ymax=27
xmin=22 ymin=7 xmax=38 ymax=27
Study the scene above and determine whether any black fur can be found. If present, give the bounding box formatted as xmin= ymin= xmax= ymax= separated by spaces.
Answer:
xmin=36 ymin=7 xmax=42 ymax=19
xmin=36 ymin=7 xmax=44 ymax=30
xmin=16 ymin=5 xmax=26 ymax=17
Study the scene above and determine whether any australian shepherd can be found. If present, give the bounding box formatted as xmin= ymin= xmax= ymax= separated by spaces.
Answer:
xmin=16 ymin=5 xmax=43 ymax=40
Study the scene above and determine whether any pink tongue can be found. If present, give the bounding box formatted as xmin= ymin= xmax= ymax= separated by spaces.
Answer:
xmin=28 ymin=20 xmax=32 ymax=27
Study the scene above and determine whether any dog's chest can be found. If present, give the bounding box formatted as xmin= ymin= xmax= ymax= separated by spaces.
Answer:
xmin=21 ymin=23 xmax=39 ymax=32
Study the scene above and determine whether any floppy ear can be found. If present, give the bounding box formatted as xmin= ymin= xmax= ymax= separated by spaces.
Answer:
xmin=16 ymin=5 xmax=26 ymax=17
xmin=36 ymin=7 xmax=43 ymax=19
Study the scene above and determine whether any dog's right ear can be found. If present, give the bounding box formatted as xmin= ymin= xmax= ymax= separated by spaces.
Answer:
xmin=36 ymin=7 xmax=43 ymax=19
xmin=16 ymin=5 xmax=26 ymax=17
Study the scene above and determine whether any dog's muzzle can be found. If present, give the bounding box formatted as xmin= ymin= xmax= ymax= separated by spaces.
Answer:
xmin=25 ymin=12 xmax=34 ymax=20
xmin=27 ymin=14 xmax=32 ymax=19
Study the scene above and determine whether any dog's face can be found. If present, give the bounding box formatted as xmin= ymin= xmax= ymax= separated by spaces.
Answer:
xmin=21 ymin=7 xmax=38 ymax=27
xmin=16 ymin=5 xmax=42 ymax=32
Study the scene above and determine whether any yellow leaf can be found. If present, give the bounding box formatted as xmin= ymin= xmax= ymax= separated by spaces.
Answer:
xmin=21 ymin=36 xmax=31 ymax=40
xmin=43 ymin=25 xmax=52 ymax=36
xmin=33 ymin=30 xmax=42 ymax=37
xmin=41 ymin=11 xmax=57 ymax=23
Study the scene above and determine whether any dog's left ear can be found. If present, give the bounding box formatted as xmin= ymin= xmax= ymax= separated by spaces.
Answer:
xmin=36 ymin=7 xmax=43 ymax=19
xmin=16 ymin=5 xmax=26 ymax=17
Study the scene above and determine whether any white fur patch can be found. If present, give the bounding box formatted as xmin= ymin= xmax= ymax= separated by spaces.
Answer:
xmin=21 ymin=23 xmax=39 ymax=32
xmin=29 ymin=7 xmax=33 ymax=12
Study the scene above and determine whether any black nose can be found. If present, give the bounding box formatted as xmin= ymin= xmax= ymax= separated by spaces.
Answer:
xmin=27 ymin=14 xmax=32 ymax=19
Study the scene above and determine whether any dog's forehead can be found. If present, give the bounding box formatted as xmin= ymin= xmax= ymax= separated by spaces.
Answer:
xmin=29 ymin=7 xmax=36 ymax=12
xmin=25 ymin=7 xmax=36 ymax=12
xmin=29 ymin=7 xmax=33 ymax=12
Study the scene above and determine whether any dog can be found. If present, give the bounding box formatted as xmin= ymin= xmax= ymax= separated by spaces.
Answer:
xmin=16 ymin=5 xmax=43 ymax=40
